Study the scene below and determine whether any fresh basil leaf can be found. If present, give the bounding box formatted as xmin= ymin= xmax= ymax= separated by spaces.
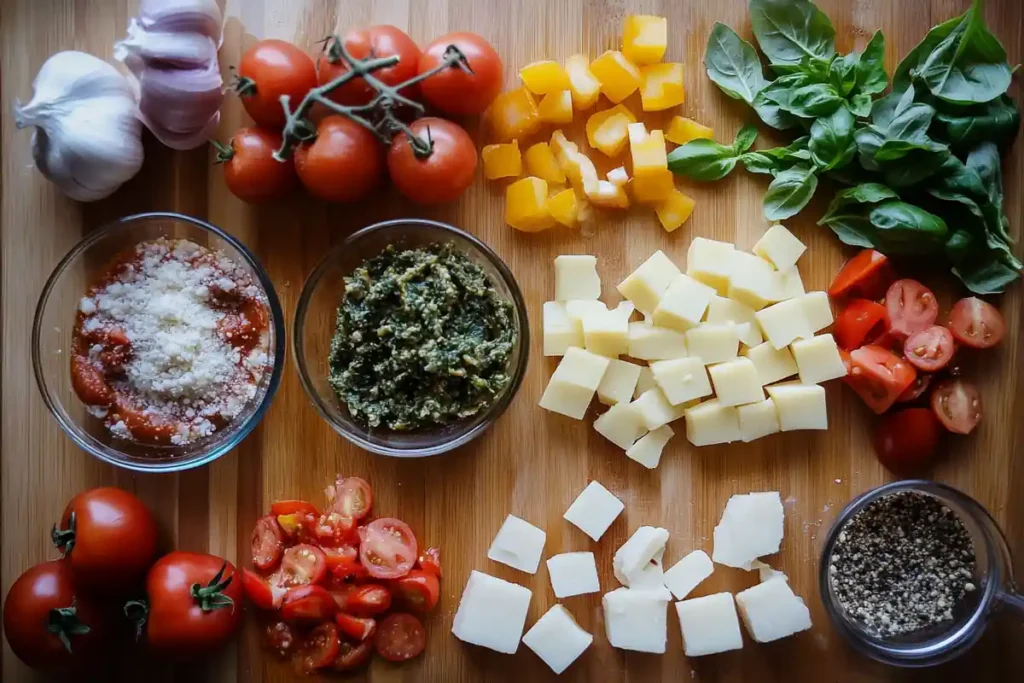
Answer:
xmin=928 ymin=154 xmax=1009 ymax=241
xmin=784 ymin=83 xmax=844 ymax=118
xmin=829 ymin=52 xmax=860 ymax=96
xmin=881 ymin=150 xmax=950 ymax=187
xmin=820 ymin=183 xmax=898 ymax=219
xmin=752 ymin=92 xmax=800 ymax=130
xmin=763 ymin=165 xmax=818 ymax=220
xmin=849 ymin=93 xmax=873 ymax=118
xmin=892 ymin=13 xmax=967 ymax=94
xmin=854 ymin=31 xmax=888 ymax=95
xmin=733 ymin=125 xmax=759 ymax=153
xmin=667 ymin=139 xmax=740 ymax=181
xmin=705 ymin=23 xmax=768 ymax=104
xmin=749 ymin=0 xmax=836 ymax=67
xmin=933 ymin=95 xmax=1021 ymax=150
xmin=966 ymin=141 xmax=1010 ymax=242
xmin=821 ymin=215 xmax=878 ymax=249
xmin=740 ymin=152 xmax=780 ymax=176
xmin=953 ymin=257 xmax=1020 ymax=294
xmin=760 ymin=136 xmax=813 ymax=162
xmin=810 ymin=106 xmax=856 ymax=170
xmin=945 ymin=229 xmax=975 ymax=264
xmin=868 ymin=200 xmax=948 ymax=252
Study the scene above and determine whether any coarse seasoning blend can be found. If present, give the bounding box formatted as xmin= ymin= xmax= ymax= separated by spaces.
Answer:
xmin=328 ymin=243 xmax=515 ymax=430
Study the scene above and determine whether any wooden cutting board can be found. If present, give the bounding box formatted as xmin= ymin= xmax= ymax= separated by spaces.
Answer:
xmin=2 ymin=1 xmax=1022 ymax=681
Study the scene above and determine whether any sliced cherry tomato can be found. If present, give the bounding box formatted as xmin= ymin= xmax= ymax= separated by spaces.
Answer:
xmin=897 ymin=373 xmax=933 ymax=403
xmin=845 ymin=345 xmax=917 ymax=414
xmin=375 ymin=613 xmax=426 ymax=662
xmin=321 ymin=545 xmax=358 ymax=569
xmin=346 ymin=584 xmax=392 ymax=616
xmin=387 ymin=118 xmax=477 ymax=205
xmin=332 ymin=639 xmax=373 ymax=671
xmin=358 ymin=518 xmax=418 ymax=579
xmin=270 ymin=500 xmax=319 ymax=517
xmin=241 ymin=568 xmax=287 ymax=610
xmin=251 ymin=515 xmax=284 ymax=571
xmin=418 ymin=32 xmax=503 ymax=116
xmin=335 ymin=613 xmax=377 ymax=641
xmin=873 ymin=408 xmax=943 ymax=475
xmin=319 ymin=26 xmax=422 ymax=106
xmin=280 ymin=585 xmax=337 ymax=622
xmin=312 ymin=512 xmax=358 ymax=547
xmin=834 ymin=299 xmax=888 ymax=350
xmin=395 ymin=570 xmax=440 ymax=612
xmin=417 ymin=547 xmax=441 ymax=578
xmin=263 ymin=621 xmax=298 ymax=658
xmin=931 ymin=379 xmax=982 ymax=434
xmin=295 ymin=621 xmax=341 ymax=673
xmin=281 ymin=544 xmax=327 ymax=586
xmin=294 ymin=116 xmax=384 ymax=203
xmin=236 ymin=40 xmax=318 ymax=128
xmin=275 ymin=512 xmax=317 ymax=542
xmin=829 ymin=249 xmax=895 ymax=299
xmin=903 ymin=326 xmax=956 ymax=372
xmin=332 ymin=477 xmax=373 ymax=520
xmin=328 ymin=585 xmax=357 ymax=612
xmin=885 ymin=279 xmax=938 ymax=340
xmin=330 ymin=556 xmax=369 ymax=583
xmin=948 ymin=297 xmax=1005 ymax=349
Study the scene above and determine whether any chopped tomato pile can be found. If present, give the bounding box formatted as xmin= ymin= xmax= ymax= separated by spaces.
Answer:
xmin=243 ymin=476 xmax=440 ymax=673
xmin=829 ymin=250 xmax=1004 ymax=475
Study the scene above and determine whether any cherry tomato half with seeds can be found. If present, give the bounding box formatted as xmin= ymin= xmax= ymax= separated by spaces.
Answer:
xmin=931 ymin=379 xmax=982 ymax=434
xmin=281 ymin=544 xmax=327 ymax=586
xmin=358 ymin=517 xmax=418 ymax=579
xmin=885 ymin=279 xmax=938 ymax=340
xmin=388 ymin=117 xmax=477 ymax=205
xmin=328 ymin=586 xmax=357 ymax=612
xmin=834 ymin=299 xmax=888 ymax=350
xmin=948 ymin=297 xmax=1005 ymax=349
xmin=263 ymin=621 xmax=298 ymax=658
xmin=215 ymin=128 xmax=295 ymax=204
xmin=241 ymin=568 xmax=287 ymax=610
xmin=418 ymin=32 xmax=503 ymax=116
xmin=332 ymin=639 xmax=373 ymax=671
xmin=270 ymin=500 xmax=319 ymax=517
xmin=335 ymin=613 xmax=377 ymax=641
xmin=828 ymin=249 xmax=895 ymax=300
xmin=319 ymin=25 xmax=422 ymax=106
xmin=897 ymin=373 xmax=933 ymax=403
xmin=346 ymin=584 xmax=392 ymax=616
xmin=295 ymin=621 xmax=341 ymax=673
xmin=312 ymin=512 xmax=358 ymax=547
xmin=332 ymin=476 xmax=373 ymax=520
xmin=236 ymin=40 xmax=318 ymax=128
xmin=395 ymin=569 xmax=440 ymax=612
xmin=903 ymin=325 xmax=956 ymax=372
xmin=873 ymin=408 xmax=943 ymax=475
xmin=417 ymin=547 xmax=441 ymax=578
xmin=294 ymin=116 xmax=384 ymax=203
xmin=280 ymin=585 xmax=337 ymax=622
xmin=844 ymin=345 xmax=917 ymax=414
xmin=251 ymin=515 xmax=284 ymax=571
xmin=375 ymin=613 xmax=426 ymax=662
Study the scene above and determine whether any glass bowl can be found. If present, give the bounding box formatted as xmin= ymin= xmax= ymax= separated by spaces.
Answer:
xmin=33 ymin=212 xmax=285 ymax=473
xmin=294 ymin=218 xmax=529 ymax=457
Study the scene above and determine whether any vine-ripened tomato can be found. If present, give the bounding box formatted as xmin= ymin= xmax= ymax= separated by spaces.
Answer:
xmin=931 ymin=379 xmax=983 ymax=434
xmin=375 ymin=613 xmax=426 ymax=662
xmin=251 ymin=515 xmax=284 ymax=572
xmin=331 ymin=477 xmax=373 ymax=520
xmin=885 ymin=279 xmax=939 ymax=340
xmin=295 ymin=621 xmax=341 ymax=673
xmin=395 ymin=569 xmax=440 ymax=612
xmin=216 ymin=128 xmax=295 ymax=204
xmin=873 ymin=408 xmax=943 ymax=475
xmin=319 ymin=26 xmax=422 ymax=106
xmin=346 ymin=584 xmax=392 ymax=616
xmin=844 ymin=345 xmax=917 ymax=414
xmin=294 ymin=116 xmax=384 ymax=203
xmin=263 ymin=621 xmax=298 ymax=658
xmin=948 ymin=297 xmax=1005 ymax=349
xmin=358 ymin=517 xmax=418 ymax=579
xmin=834 ymin=299 xmax=888 ymax=350
xmin=335 ymin=613 xmax=377 ymax=641
xmin=281 ymin=544 xmax=328 ymax=586
xmin=388 ymin=118 xmax=477 ymax=205
xmin=828 ymin=249 xmax=895 ymax=299
xmin=280 ymin=585 xmax=337 ymax=622
xmin=418 ymin=32 xmax=503 ymax=115
xmin=236 ymin=40 xmax=318 ymax=128
xmin=417 ymin=547 xmax=441 ymax=578
xmin=2 ymin=560 xmax=110 ymax=670
xmin=332 ymin=639 xmax=373 ymax=671
xmin=903 ymin=325 xmax=956 ymax=372
xmin=52 ymin=487 xmax=158 ymax=595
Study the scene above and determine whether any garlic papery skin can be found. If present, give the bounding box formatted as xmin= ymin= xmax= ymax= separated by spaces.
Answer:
xmin=13 ymin=51 xmax=144 ymax=202
xmin=114 ymin=17 xmax=218 ymax=67
xmin=138 ymin=0 xmax=223 ymax=43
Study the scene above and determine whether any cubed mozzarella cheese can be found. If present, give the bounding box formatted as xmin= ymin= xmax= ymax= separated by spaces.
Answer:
xmin=662 ymin=549 xmax=714 ymax=600
xmin=685 ymin=323 xmax=739 ymax=365
xmin=712 ymin=492 xmax=784 ymax=569
xmin=625 ymin=424 xmax=674 ymax=469
xmin=798 ymin=291 xmax=834 ymax=332
xmin=452 ymin=570 xmax=533 ymax=654
xmin=580 ymin=307 xmax=629 ymax=357
xmin=650 ymin=357 xmax=713 ymax=405
xmin=628 ymin=322 xmax=688 ymax=360
xmin=791 ymin=333 xmax=847 ymax=384
xmin=542 ymin=301 xmax=583 ymax=356
xmin=537 ymin=381 xmax=595 ymax=421
xmin=563 ymin=480 xmax=624 ymax=542
xmin=546 ymin=552 xmax=601 ymax=598
xmin=611 ymin=300 xmax=636 ymax=323
xmin=627 ymin=549 xmax=666 ymax=588
xmin=603 ymin=587 xmax=673 ymax=654
xmin=766 ymin=382 xmax=828 ymax=430
xmin=737 ymin=398 xmax=781 ymax=442
xmin=777 ymin=267 xmax=805 ymax=299
xmin=555 ymin=255 xmax=601 ymax=301
xmin=652 ymin=274 xmax=716 ymax=332
xmin=597 ymin=359 xmax=643 ymax=405
xmin=708 ymin=357 xmax=765 ymax=407
xmin=594 ymin=402 xmax=647 ymax=449
xmin=522 ymin=605 xmax=593 ymax=674
xmin=686 ymin=237 xmax=735 ymax=295
xmin=743 ymin=341 xmax=798 ymax=386
xmin=617 ymin=250 xmax=682 ymax=313
xmin=683 ymin=399 xmax=740 ymax=446
xmin=706 ymin=296 xmax=762 ymax=346
xmin=613 ymin=526 xmax=670 ymax=586
xmin=751 ymin=559 xmax=787 ymax=583
xmin=632 ymin=388 xmax=685 ymax=430
xmin=487 ymin=515 xmax=547 ymax=574
xmin=755 ymin=298 xmax=814 ymax=349
xmin=735 ymin=578 xmax=812 ymax=643
xmin=753 ymin=224 xmax=806 ymax=271
xmin=539 ymin=347 xmax=611 ymax=419
xmin=634 ymin=366 xmax=656 ymax=398
xmin=565 ymin=299 xmax=608 ymax=323
xmin=675 ymin=592 xmax=744 ymax=656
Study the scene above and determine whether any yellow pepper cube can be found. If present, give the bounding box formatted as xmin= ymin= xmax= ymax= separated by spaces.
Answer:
xmin=565 ymin=54 xmax=602 ymax=110
xmin=628 ymin=123 xmax=668 ymax=178
xmin=622 ymin=15 xmax=668 ymax=65
xmin=481 ymin=141 xmax=522 ymax=180
xmin=588 ymin=180 xmax=629 ymax=209
xmin=548 ymin=188 xmax=579 ymax=227
xmin=520 ymin=60 xmax=571 ymax=95
xmin=551 ymin=130 xmax=600 ymax=195
xmin=506 ymin=177 xmax=555 ymax=232
xmin=640 ymin=63 xmax=686 ymax=111
xmin=538 ymin=90 xmax=574 ymax=125
xmin=523 ymin=142 xmax=566 ymax=185
xmin=487 ymin=88 xmax=541 ymax=142
xmin=655 ymin=189 xmax=696 ymax=233
xmin=632 ymin=168 xmax=674 ymax=203
xmin=666 ymin=116 xmax=714 ymax=145
xmin=590 ymin=51 xmax=641 ymax=104
xmin=586 ymin=104 xmax=637 ymax=157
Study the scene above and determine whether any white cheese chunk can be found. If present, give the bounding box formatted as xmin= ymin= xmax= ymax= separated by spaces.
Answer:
xmin=632 ymin=388 xmax=685 ymax=430
xmin=652 ymin=274 xmax=716 ymax=332
xmin=791 ymin=333 xmax=847 ymax=384
xmin=727 ymin=251 xmax=781 ymax=310
xmin=777 ymin=267 xmax=805 ymax=299
xmin=613 ymin=526 xmax=670 ymax=586
xmin=487 ymin=515 xmax=547 ymax=574
xmin=743 ymin=341 xmax=798 ymax=386
xmin=798 ymin=291 xmax=834 ymax=333
xmin=735 ymin=577 xmax=812 ymax=643
xmin=753 ymin=224 xmax=806 ymax=271
xmin=603 ymin=587 xmax=672 ymax=653
xmin=634 ymin=366 xmax=656 ymax=398
xmin=766 ymin=382 xmax=828 ymax=430
xmin=565 ymin=299 xmax=608 ymax=323
xmin=650 ymin=357 xmax=713 ymax=405
xmin=452 ymin=570 xmax=533 ymax=654
xmin=685 ymin=323 xmax=739 ymax=365
xmin=547 ymin=551 xmax=601 ymax=598
xmin=662 ymin=550 xmax=714 ymax=600
xmin=628 ymin=549 xmax=666 ymax=588
xmin=542 ymin=301 xmax=583 ymax=356
xmin=564 ymin=480 xmax=624 ymax=541
xmin=522 ymin=605 xmax=593 ymax=674
xmin=737 ymin=398 xmax=781 ymax=442
xmin=708 ymin=357 xmax=765 ymax=407
xmin=611 ymin=300 xmax=636 ymax=323
xmin=625 ymin=424 xmax=674 ymax=469
xmin=580 ymin=307 xmax=629 ymax=357
xmin=675 ymin=592 xmax=744 ymax=656
xmin=627 ymin=322 xmax=688 ymax=360
xmin=712 ymin=492 xmax=784 ymax=569
xmin=706 ymin=296 xmax=762 ymax=347
xmin=594 ymin=402 xmax=646 ymax=449
xmin=539 ymin=347 xmax=611 ymax=419
xmin=555 ymin=255 xmax=600 ymax=301
xmin=755 ymin=298 xmax=814 ymax=349
xmin=686 ymin=237 xmax=735 ymax=295
xmin=597 ymin=359 xmax=643 ymax=405
xmin=617 ymin=250 xmax=682 ymax=313
xmin=684 ymin=399 xmax=741 ymax=446
xmin=751 ymin=559 xmax=787 ymax=583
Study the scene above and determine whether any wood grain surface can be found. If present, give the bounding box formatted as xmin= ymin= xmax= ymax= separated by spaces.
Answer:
xmin=2 ymin=1 xmax=1023 ymax=681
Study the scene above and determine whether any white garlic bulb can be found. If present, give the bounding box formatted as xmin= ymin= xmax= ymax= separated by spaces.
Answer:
xmin=13 ymin=51 xmax=144 ymax=202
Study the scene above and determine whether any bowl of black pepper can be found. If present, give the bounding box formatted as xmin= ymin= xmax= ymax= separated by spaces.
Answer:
xmin=293 ymin=218 xmax=529 ymax=457
xmin=819 ymin=480 xmax=1024 ymax=667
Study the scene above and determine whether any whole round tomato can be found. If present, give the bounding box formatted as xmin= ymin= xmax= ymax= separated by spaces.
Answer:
xmin=216 ymin=128 xmax=295 ymax=204
xmin=294 ymin=116 xmax=384 ymax=203
xmin=236 ymin=39 xmax=318 ymax=128
xmin=388 ymin=118 xmax=477 ymax=205
xmin=873 ymin=408 xmax=943 ymax=475
xmin=134 ymin=552 xmax=242 ymax=659
xmin=3 ymin=560 xmax=110 ymax=670
xmin=319 ymin=26 xmax=421 ymax=106
xmin=52 ymin=487 xmax=158 ymax=595
xmin=418 ymin=32 xmax=503 ymax=115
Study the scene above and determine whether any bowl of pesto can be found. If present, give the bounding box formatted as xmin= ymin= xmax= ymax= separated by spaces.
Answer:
xmin=294 ymin=219 xmax=529 ymax=456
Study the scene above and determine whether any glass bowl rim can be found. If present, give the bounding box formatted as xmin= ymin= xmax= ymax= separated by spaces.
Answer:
xmin=31 ymin=211 xmax=286 ymax=473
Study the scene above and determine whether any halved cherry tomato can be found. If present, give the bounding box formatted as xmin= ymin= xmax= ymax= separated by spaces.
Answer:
xmin=897 ymin=373 xmax=932 ymax=403
xmin=332 ymin=477 xmax=373 ymax=520
xmin=931 ymin=379 xmax=982 ymax=434
xmin=321 ymin=545 xmax=358 ymax=569
xmin=347 ymin=584 xmax=392 ymax=616
xmin=271 ymin=500 xmax=319 ymax=517
xmin=834 ymin=299 xmax=888 ymax=350
xmin=417 ymin=547 xmax=441 ymax=578
xmin=311 ymin=513 xmax=358 ymax=547
xmin=328 ymin=585 xmax=357 ymax=612
xmin=251 ymin=515 xmax=284 ymax=571
xmin=295 ymin=621 xmax=341 ymax=673
xmin=335 ymin=613 xmax=377 ymax=641
xmin=332 ymin=639 xmax=373 ymax=671
xmin=263 ymin=621 xmax=297 ymax=658
xmin=319 ymin=26 xmax=422 ymax=106
xmin=330 ymin=556 xmax=369 ymax=583
xmin=418 ymin=32 xmax=504 ymax=116
xmin=281 ymin=585 xmax=337 ymax=622
xmin=885 ymin=279 xmax=938 ymax=340
xmin=873 ymin=408 xmax=943 ymax=475
xmin=236 ymin=40 xmax=318 ymax=128
xmin=359 ymin=518 xmax=418 ymax=579
xmin=828 ymin=249 xmax=895 ymax=299
xmin=395 ymin=570 xmax=440 ymax=612
xmin=904 ymin=326 xmax=956 ymax=372
xmin=948 ymin=297 xmax=1005 ymax=349
xmin=281 ymin=544 xmax=327 ymax=586
xmin=375 ymin=613 xmax=426 ymax=662
xmin=241 ymin=568 xmax=287 ymax=610
xmin=845 ymin=345 xmax=917 ymax=414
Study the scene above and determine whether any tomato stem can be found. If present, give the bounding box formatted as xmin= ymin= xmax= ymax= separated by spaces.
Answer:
xmin=47 ymin=600 xmax=90 ymax=654
xmin=191 ymin=562 xmax=236 ymax=613
xmin=123 ymin=599 xmax=149 ymax=642
xmin=211 ymin=139 xmax=234 ymax=164
xmin=51 ymin=511 xmax=77 ymax=556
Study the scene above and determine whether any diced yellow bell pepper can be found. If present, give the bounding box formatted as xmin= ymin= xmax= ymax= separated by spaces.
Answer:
xmin=622 ymin=15 xmax=668 ymax=65
xmin=607 ymin=166 xmax=629 ymax=186
xmin=565 ymin=55 xmax=602 ymax=110
xmin=551 ymin=130 xmax=599 ymax=195
xmin=665 ymin=116 xmax=714 ymax=145
xmin=547 ymin=188 xmax=579 ymax=227
xmin=538 ymin=90 xmax=573 ymax=124
xmin=632 ymin=168 xmax=674 ymax=203
xmin=655 ymin=189 xmax=696 ymax=233
xmin=589 ymin=51 xmax=641 ymax=104
xmin=481 ymin=140 xmax=522 ymax=180
xmin=585 ymin=104 xmax=637 ymax=157
xmin=523 ymin=142 xmax=566 ymax=185
xmin=520 ymin=60 xmax=571 ymax=95
xmin=506 ymin=177 xmax=555 ymax=232
xmin=588 ymin=180 xmax=629 ymax=209
xmin=639 ymin=63 xmax=686 ymax=111
xmin=487 ymin=88 xmax=541 ymax=142
xmin=628 ymin=123 xmax=668 ymax=178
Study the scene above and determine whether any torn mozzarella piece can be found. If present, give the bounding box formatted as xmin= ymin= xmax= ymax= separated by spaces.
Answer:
xmin=650 ymin=357 xmax=713 ymax=406
xmin=711 ymin=491 xmax=784 ymax=569
xmin=612 ymin=526 xmax=669 ymax=586
xmin=675 ymin=592 xmax=744 ymax=656
xmin=706 ymin=296 xmax=762 ymax=347
xmin=487 ymin=515 xmax=547 ymax=574
xmin=538 ymin=347 xmax=610 ymax=419
xmin=452 ymin=570 xmax=533 ymax=654
xmin=766 ymin=382 xmax=828 ymax=431
xmin=707 ymin=357 xmax=765 ymax=407
xmin=685 ymin=323 xmax=739 ymax=365
xmin=686 ymin=237 xmax=735 ymax=295
xmin=651 ymin=274 xmax=716 ymax=332
xmin=662 ymin=549 xmax=714 ymax=600
xmin=743 ymin=341 xmax=798 ymax=386
xmin=602 ymin=586 xmax=673 ymax=653
xmin=522 ymin=604 xmax=593 ymax=674
xmin=737 ymin=398 xmax=781 ymax=442
xmin=546 ymin=552 xmax=601 ymax=598
xmin=563 ymin=480 xmax=624 ymax=541
xmin=755 ymin=298 xmax=814 ymax=349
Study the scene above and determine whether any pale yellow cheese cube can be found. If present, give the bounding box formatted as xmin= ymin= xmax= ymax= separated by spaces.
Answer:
xmin=705 ymin=296 xmax=762 ymax=347
xmin=538 ymin=381 xmax=596 ymax=421
xmin=790 ymin=334 xmax=847 ymax=385
xmin=617 ymin=250 xmax=682 ymax=313
xmin=627 ymin=322 xmax=688 ymax=360
xmin=776 ymin=267 xmax=805 ymax=300
xmin=594 ymin=402 xmax=647 ymax=449
xmin=634 ymin=366 xmax=656 ymax=398
xmin=684 ymin=399 xmax=741 ymax=446
xmin=626 ymin=425 xmax=674 ymax=469
xmin=765 ymin=383 xmax=827 ymax=431
xmin=598 ymin=359 xmax=644 ymax=405
xmin=685 ymin=324 xmax=739 ymax=365
xmin=707 ymin=357 xmax=765 ymax=407
xmin=652 ymin=274 xmax=716 ymax=332
xmin=733 ymin=323 xmax=756 ymax=349
xmin=798 ymin=292 xmax=834 ymax=333
xmin=566 ymin=299 xmax=609 ymax=323
xmin=539 ymin=347 xmax=611 ymax=418
xmin=611 ymin=300 xmax=636 ymax=323
xmin=743 ymin=341 xmax=798 ymax=386
xmin=686 ymin=238 xmax=735 ymax=295
xmin=581 ymin=308 xmax=629 ymax=357
xmin=650 ymin=357 xmax=713 ymax=405
xmin=727 ymin=252 xmax=782 ymax=311
xmin=555 ymin=255 xmax=601 ymax=301
xmin=752 ymin=224 xmax=806 ymax=271
xmin=632 ymin=388 xmax=685 ymax=430
xmin=543 ymin=301 xmax=583 ymax=356
xmin=755 ymin=299 xmax=814 ymax=349
xmin=737 ymin=398 xmax=781 ymax=442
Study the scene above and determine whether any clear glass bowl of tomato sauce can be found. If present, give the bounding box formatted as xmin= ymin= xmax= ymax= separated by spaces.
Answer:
xmin=32 ymin=212 xmax=285 ymax=472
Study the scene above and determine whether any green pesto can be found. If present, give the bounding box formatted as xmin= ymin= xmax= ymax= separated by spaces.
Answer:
xmin=328 ymin=243 xmax=514 ymax=430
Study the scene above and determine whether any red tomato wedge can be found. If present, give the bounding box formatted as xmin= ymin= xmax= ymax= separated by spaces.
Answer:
xmin=375 ymin=613 xmax=426 ymax=662
xmin=904 ymin=326 xmax=956 ymax=372
xmin=270 ymin=500 xmax=319 ymax=517
xmin=948 ymin=297 xmax=1005 ymax=349
xmin=829 ymin=249 xmax=895 ymax=299
xmin=358 ymin=518 xmax=418 ymax=579
xmin=321 ymin=544 xmax=358 ymax=569
xmin=335 ymin=613 xmax=377 ymax=641
xmin=263 ymin=621 xmax=298 ymax=658
xmin=241 ymin=568 xmax=287 ymax=610
xmin=885 ymin=279 xmax=938 ymax=340
xmin=873 ymin=408 xmax=942 ymax=475
xmin=332 ymin=639 xmax=373 ymax=671
xmin=395 ymin=569 xmax=440 ymax=612
xmin=281 ymin=544 xmax=327 ymax=586
xmin=845 ymin=345 xmax=917 ymax=414
xmin=931 ymin=379 xmax=982 ymax=434
xmin=834 ymin=299 xmax=888 ymax=350
xmin=417 ymin=547 xmax=441 ymax=578
xmin=897 ymin=373 xmax=932 ymax=403
xmin=251 ymin=515 xmax=284 ymax=571
xmin=295 ymin=621 xmax=341 ymax=673
xmin=327 ymin=585 xmax=356 ymax=612
xmin=332 ymin=477 xmax=373 ymax=520
xmin=346 ymin=584 xmax=392 ymax=616
xmin=281 ymin=585 xmax=337 ymax=622
xmin=311 ymin=512 xmax=358 ymax=547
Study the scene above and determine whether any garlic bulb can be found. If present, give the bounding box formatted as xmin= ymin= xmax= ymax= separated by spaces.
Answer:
xmin=12 ymin=51 xmax=144 ymax=202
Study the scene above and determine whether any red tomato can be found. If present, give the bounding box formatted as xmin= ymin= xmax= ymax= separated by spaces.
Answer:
xmin=375 ymin=613 xmax=426 ymax=662
xmin=931 ymin=379 xmax=982 ymax=434
xmin=295 ymin=621 xmax=341 ymax=673
xmin=328 ymin=585 xmax=357 ymax=612
xmin=281 ymin=544 xmax=327 ymax=586
xmin=948 ymin=297 xmax=1005 ymax=349
xmin=319 ymin=26 xmax=422 ymax=106
xmin=241 ymin=568 xmax=287 ymax=610
xmin=321 ymin=544 xmax=358 ymax=569
xmin=251 ymin=515 xmax=284 ymax=571
xmin=387 ymin=117 xmax=477 ymax=205
xmin=845 ymin=345 xmax=918 ymax=414
xmin=417 ymin=547 xmax=441 ymax=578
xmin=834 ymin=299 xmax=888 ymax=350
xmin=236 ymin=40 xmax=318 ymax=128
xmin=335 ymin=613 xmax=377 ymax=641
xmin=2 ymin=561 xmax=110 ymax=670
xmin=263 ymin=621 xmax=298 ymax=658
xmin=137 ymin=552 xmax=242 ymax=658
xmin=270 ymin=500 xmax=319 ymax=517
xmin=280 ymin=585 xmax=337 ymax=622
xmin=311 ymin=512 xmax=358 ymax=547
xmin=885 ymin=279 xmax=938 ymax=340
xmin=873 ymin=408 xmax=943 ymax=475
xmin=897 ymin=373 xmax=933 ymax=403
xmin=346 ymin=584 xmax=392 ymax=616
xmin=216 ymin=128 xmax=295 ymax=204
xmin=903 ymin=326 xmax=956 ymax=372
xmin=418 ymin=32 xmax=503 ymax=115
xmin=828 ymin=249 xmax=895 ymax=299
xmin=332 ymin=477 xmax=373 ymax=520
xmin=358 ymin=518 xmax=418 ymax=579
xmin=332 ymin=639 xmax=373 ymax=671
xmin=275 ymin=512 xmax=318 ymax=543
xmin=395 ymin=569 xmax=440 ymax=612
xmin=329 ymin=556 xmax=369 ymax=583
xmin=294 ymin=116 xmax=384 ymax=203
